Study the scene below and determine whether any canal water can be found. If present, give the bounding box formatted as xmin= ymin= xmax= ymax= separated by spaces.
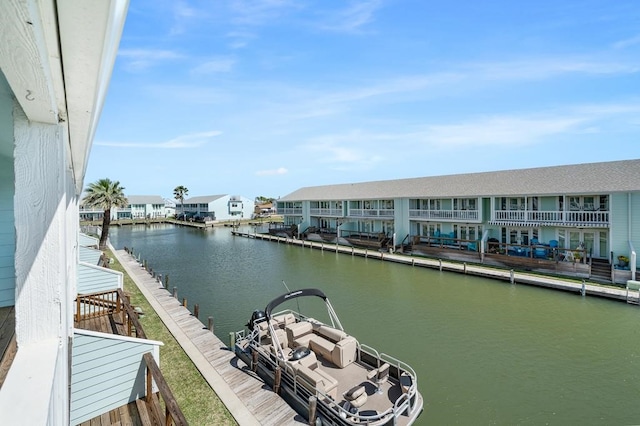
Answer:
xmin=110 ymin=224 xmax=640 ymax=425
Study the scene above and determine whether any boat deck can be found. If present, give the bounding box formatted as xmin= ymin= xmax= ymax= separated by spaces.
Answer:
xmin=316 ymin=356 xmax=403 ymax=416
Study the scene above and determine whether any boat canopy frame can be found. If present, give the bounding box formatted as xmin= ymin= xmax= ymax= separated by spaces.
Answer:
xmin=263 ymin=288 xmax=344 ymax=359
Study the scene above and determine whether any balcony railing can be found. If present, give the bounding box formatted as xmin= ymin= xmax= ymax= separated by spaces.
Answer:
xmin=279 ymin=208 xmax=302 ymax=215
xmin=348 ymin=208 xmax=395 ymax=217
xmin=310 ymin=208 xmax=343 ymax=216
xmin=492 ymin=210 xmax=609 ymax=225
xmin=409 ymin=209 xmax=479 ymax=221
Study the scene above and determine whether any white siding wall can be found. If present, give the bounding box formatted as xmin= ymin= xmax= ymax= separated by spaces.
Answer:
xmin=77 ymin=262 xmax=123 ymax=294
xmin=70 ymin=330 xmax=161 ymax=425
xmin=10 ymin=104 xmax=74 ymax=425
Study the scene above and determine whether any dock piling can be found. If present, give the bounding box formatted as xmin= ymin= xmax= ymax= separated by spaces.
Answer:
xmin=173 ymin=287 xmax=178 ymax=299
xmin=194 ymin=304 xmax=199 ymax=319
xmin=208 ymin=316 xmax=214 ymax=332
xmin=510 ymin=270 xmax=515 ymax=284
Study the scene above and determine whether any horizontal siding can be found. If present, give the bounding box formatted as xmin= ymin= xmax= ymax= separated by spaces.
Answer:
xmin=79 ymin=246 xmax=101 ymax=265
xmin=70 ymin=331 xmax=161 ymax=425
xmin=79 ymin=233 xmax=98 ymax=248
xmin=77 ymin=262 xmax=122 ymax=294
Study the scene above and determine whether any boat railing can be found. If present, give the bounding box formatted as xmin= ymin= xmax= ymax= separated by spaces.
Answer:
xmin=358 ymin=343 xmax=381 ymax=362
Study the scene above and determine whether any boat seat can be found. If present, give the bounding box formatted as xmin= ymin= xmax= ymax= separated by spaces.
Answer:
xmin=293 ymin=362 xmax=338 ymax=400
xmin=367 ymin=363 xmax=390 ymax=394
xmin=343 ymin=385 xmax=367 ymax=409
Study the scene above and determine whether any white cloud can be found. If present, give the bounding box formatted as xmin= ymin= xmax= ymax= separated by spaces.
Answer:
xmin=318 ymin=0 xmax=383 ymax=33
xmin=229 ymin=0 xmax=299 ymax=26
xmin=225 ymin=31 xmax=257 ymax=49
xmin=422 ymin=116 xmax=587 ymax=147
xmin=256 ymin=167 xmax=288 ymax=176
xmin=613 ymin=34 xmax=640 ymax=50
xmin=118 ymin=49 xmax=183 ymax=71
xmin=96 ymin=131 xmax=222 ymax=149
xmin=191 ymin=57 xmax=236 ymax=74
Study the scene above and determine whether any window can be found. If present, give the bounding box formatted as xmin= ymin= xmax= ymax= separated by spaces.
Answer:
xmin=599 ymin=195 xmax=608 ymax=211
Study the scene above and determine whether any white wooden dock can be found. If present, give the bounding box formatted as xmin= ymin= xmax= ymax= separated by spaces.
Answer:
xmin=113 ymin=248 xmax=305 ymax=426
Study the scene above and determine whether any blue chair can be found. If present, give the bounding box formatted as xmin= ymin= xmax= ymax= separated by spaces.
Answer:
xmin=549 ymin=240 xmax=558 ymax=248
xmin=534 ymin=247 xmax=547 ymax=259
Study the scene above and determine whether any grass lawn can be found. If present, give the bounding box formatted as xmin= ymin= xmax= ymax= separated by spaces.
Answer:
xmin=107 ymin=249 xmax=237 ymax=426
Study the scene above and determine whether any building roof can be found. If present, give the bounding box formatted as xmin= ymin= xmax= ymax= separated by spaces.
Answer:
xmin=127 ymin=195 xmax=165 ymax=205
xmin=280 ymin=159 xmax=640 ymax=201
xmin=183 ymin=194 xmax=227 ymax=203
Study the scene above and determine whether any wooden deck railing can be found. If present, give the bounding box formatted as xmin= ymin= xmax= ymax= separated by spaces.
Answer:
xmin=75 ymin=289 xmax=146 ymax=339
xmin=143 ymin=352 xmax=188 ymax=425
xmin=75 ymin=289 xmax=121 ymax=323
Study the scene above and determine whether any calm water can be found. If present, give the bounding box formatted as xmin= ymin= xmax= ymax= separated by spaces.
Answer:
xmin=110 ymin=224 xmax=640 ymax=425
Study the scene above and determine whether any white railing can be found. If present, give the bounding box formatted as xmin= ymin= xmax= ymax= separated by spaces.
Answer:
xmin=348 ymin=209 xmax=394 ymax=217
xmin=280 ymin=208 xmax=303 ymax=215
xmin=409 ymin=209 xmax=479 ymax=221
xmin=493 ymin=210 xmax=609 ymax=224
xmin=309 ymin=208 xmax=343 ymax=216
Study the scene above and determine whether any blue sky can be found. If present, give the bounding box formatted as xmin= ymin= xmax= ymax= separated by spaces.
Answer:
xmin=87 ymin=0 xmax=640 ymax=201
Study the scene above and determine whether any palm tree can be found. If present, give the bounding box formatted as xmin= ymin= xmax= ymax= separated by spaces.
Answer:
xmin=82 ymin=178 xmax=128 ymax=250
xmin=173 ymin=185 xmax=189 ymax=220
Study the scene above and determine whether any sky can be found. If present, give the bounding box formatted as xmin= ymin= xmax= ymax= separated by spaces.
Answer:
xmin=86 ymin=0 xmax=640 ymax=202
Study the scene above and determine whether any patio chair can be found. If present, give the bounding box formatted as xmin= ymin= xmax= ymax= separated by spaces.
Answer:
xmin=534 ymin=247 xmax=547 ymax=259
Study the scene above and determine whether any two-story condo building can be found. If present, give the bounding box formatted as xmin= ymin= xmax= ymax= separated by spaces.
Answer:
xmin=117 ymin=195 xmax=167 ymax=219
xmin=80 ymin=194 xmax=168 ymax=221
xmin=277 ymin=159 xmax=639 ymax=284
xmin=177 ymin=194 xmax=254 ymax=221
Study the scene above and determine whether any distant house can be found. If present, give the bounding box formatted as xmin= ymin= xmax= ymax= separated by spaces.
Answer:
xmin=178 ymin=194 xmax=254 ymax=221
xmin=164 ymin=198 xmax=176 ymax=217
xmin=80 ymin=194 xmax=167 ymax=221
xmin=117 ymin=195 xmax=167 ymax=219
xmin=254 ymin=202 xmax=276 ymax=216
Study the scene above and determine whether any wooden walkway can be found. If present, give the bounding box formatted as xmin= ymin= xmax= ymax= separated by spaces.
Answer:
xmin=112 ymin=248 xmax=305 ymax=426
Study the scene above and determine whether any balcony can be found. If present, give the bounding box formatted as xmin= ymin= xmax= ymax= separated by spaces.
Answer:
xmin=73 ymin=288 xmax=186 ymax=425
xmin=310 ymin=208 xmax=343 ymax=217
xmin=348 ymin=208 xmax=395 ymax=218
xmin=409 ymin=209 xmax=479 ymax=221
xmin=491 ymin=210 xmax=610 ymax=227
xmin=279 ymin=208 xmax=302 ymax=215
